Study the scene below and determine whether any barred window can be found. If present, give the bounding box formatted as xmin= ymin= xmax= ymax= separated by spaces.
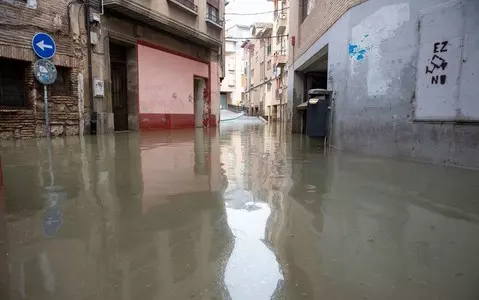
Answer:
xmin=52 ymin=66 xmax=72 ymax=96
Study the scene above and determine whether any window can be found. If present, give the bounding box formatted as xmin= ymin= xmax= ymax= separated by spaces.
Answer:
xmin=260 ymin=62 xmax=264 ymax=79
xmin=267 ymin=60 xmax=271 ymax=70
xmin=207 ymin=4 xmax=218 ymax=17
xmin=170 ymin=0 xmax=198 ymax=12
xmin=206 ymin=4 xmax=222 ymax=25
xmin=52 ymin=66 xmax=71 ymax=96
xmin=267 ymin=83 xmax=271 ymax=92
xmin=0 ymin=58 xmax=28 ymax=108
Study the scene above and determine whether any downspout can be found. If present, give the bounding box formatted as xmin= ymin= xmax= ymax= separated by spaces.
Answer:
xmin=263 ymin=38 xmax=266 ymax=117
xmin=84 ymin=0 xmax=96 ymax=134
xmin=279 ymin=36 xmax=283 ymax=121
xmin=248 ymin=47 xmax=251 ymax=114
xmin=291 ymin=35 xmax=296 ymax=129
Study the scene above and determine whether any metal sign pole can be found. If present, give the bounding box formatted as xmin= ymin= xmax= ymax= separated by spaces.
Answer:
xmin=44 ymin=84 xmax=50 ymax=138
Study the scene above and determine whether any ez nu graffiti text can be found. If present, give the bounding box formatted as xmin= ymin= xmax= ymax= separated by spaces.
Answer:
xmin=426 ymin=41 xmax=449 ymax=85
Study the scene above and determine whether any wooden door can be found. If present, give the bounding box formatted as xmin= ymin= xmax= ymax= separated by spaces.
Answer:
xmin=111 ymin=62 xmax=128 ymax=131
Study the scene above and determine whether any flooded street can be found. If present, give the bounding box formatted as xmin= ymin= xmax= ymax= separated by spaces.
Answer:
xmin=0 ymin=121 xmax=478 ymax=300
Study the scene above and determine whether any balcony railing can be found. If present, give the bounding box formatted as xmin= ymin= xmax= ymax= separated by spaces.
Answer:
xmin=274 ymin=51 xmax=287 ymax=67
xmin=169 ymin=0 xmax=198 ymax=12
xmin=206 ymin=13 xmax=224 ymax=27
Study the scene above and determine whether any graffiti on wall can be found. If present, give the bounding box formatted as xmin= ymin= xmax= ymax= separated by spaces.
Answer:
xmin=349 ymin=44 xmax=367 ymax=61
xmin=425 ymin=41 xmax=449 ymax=85
xmin=349 ymin=35 xmax=369 ymax=61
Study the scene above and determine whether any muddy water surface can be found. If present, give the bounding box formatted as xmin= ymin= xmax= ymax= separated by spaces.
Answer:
xmin=0 ymin=122 xmax=478 ymax=300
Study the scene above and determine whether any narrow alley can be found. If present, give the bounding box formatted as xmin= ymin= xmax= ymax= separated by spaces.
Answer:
xmin=0 ymin=121 xmax=478 ymax=300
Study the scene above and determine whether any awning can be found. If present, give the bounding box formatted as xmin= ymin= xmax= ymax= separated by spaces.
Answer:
xmin=297 ymin=101 xmax=308 ymax=110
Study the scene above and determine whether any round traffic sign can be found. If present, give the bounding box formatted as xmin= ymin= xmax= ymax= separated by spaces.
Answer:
xmin=32 ymin=32 xmax=56 ymax=59
xmin=34 ymin=59 xmax=57 ymax=85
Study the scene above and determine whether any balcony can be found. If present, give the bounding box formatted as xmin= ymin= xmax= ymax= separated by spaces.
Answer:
xmin=275 ymin=12 xmax=287 ymax=35
xmin=206 ymin=13 xmax=224 ymax=29
xmin=274 ymin=52 xmax=287 ymax=68
xmin=103 ymin=0 xmax=221 ymax=49
xmin=167 ymin=0 xmax=198 ymax=15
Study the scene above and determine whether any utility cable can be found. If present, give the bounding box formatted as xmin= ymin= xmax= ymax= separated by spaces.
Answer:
xmin=225 ymin=34 xmax=289 ymax=40
xmin=225 ymin=7 xmax=289 ymax=15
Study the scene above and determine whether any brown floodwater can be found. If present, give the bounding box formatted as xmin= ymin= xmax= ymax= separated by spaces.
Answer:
xmin=0 ymin=120 xmax=478 ymax=300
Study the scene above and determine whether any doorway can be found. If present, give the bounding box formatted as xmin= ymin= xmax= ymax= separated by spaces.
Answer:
xmin=220 ymin=92 xmax=227 ymax=110
xmin=194 ymin=77 xmax=206 ymax=128
xmin=110 ymin=43 xmax=128 ymax=131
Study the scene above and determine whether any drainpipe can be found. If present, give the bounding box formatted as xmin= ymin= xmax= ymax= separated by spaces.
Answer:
xmin=84 ymin=0 xmax=97 ymax=134
xmin=263 ymin=39 xmax=266 ymax=117
xmin=291 ymin=35 xmax=296 ymax=131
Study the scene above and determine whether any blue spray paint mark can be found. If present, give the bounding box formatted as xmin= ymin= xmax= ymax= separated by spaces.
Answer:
xmin=357 ymin=49 xmax=366 ymax=61
xmin=349 ymin=43 xmax=368 ymax=61
xmin=349 ymin=44 xmax=358 ymax=57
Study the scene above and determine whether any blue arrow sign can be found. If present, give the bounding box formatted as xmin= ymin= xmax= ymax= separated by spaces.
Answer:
xmin=32 ymin=32 xmax=56 ymax=59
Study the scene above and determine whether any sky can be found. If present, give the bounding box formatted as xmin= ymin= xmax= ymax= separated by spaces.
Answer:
xmin=225 ymin=0 xmax=274 ymax=32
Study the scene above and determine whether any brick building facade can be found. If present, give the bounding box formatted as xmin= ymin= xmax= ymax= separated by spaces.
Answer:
xmin=0 ymin=0 xmax=95 ymax=138
xmin=0 ymin=0 xmax=224 ymax=139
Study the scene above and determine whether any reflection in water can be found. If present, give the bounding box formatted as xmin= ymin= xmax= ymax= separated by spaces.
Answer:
xmin=220 ymin=121 xmax=285 ymax=299
xmin=224 ymin=202 xmax=281 ymax=299
xmin=0 ymin=122 xmax=478 ymax=300
xmin=0 ymin=130 xmax=234 ymax=300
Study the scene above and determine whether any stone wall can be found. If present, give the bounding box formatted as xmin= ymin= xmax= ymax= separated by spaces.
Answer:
xmin=0 ymin=0 xmax=86 ymax=139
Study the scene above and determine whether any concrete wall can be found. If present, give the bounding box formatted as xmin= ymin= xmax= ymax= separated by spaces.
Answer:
xmin=289 ymin=0 xmax=479 ymax=168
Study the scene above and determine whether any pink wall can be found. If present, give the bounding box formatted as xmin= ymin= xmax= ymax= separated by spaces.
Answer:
xmin=138 ymin=44 xmax=209 ymax=114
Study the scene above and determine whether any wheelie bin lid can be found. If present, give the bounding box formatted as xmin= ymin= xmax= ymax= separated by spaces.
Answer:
xmin=308 ymin=89 xmax=331 ymax=96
